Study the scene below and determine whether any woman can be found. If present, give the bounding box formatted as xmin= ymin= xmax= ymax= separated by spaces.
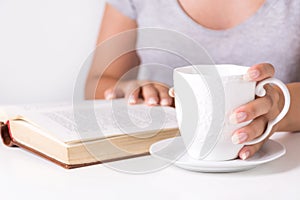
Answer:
xmin=85 ymin=0 xmax=300 ymax=160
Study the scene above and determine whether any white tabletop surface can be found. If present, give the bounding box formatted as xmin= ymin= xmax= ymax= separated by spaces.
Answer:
xmin=3 ymin=2 xmax=298 ymax=198
xmin=1 ymin=132 xmax=299 ymax=200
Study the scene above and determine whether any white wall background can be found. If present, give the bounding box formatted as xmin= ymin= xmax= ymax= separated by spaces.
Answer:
xmin=0 ymin=0 xmax=105 ymax=104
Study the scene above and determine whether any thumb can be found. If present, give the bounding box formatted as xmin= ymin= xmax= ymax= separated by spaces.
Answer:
xmin=104 ymin=87 xmax=124 ymax=100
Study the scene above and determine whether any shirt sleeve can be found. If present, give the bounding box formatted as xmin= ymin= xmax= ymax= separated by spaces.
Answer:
xmin=106 ymin=0 xmax=137 ymax=20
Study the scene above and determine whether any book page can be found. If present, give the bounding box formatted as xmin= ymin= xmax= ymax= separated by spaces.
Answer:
xmin=6 ymin=99 xmax=178 ymax=142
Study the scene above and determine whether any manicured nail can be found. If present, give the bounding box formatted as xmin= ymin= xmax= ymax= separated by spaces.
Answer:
xmin=241 ymin=151 xmax=250 ymax=160
xmin=128 ymin=96 xmax=136 ymax=104
xmin=105 ymin=92 xmax=114 ymax=100
xmin=244 ymin=70 xmax=260 ymax=81
xmin=168 ymin=88 xmax=175 ymax=97
xmin=148 ymin=98 xmax=158 ymax=105
xmin=229 ymin=112 xmax=247 ymax=124
xmin=160 ymin=99 xmax=169 ymax=106
xmin=231 ymin=132 xmax=248 ymax=144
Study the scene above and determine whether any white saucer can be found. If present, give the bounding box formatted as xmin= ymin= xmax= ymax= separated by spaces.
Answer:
xmin=150 ymin=137 xmax=286 ymax=173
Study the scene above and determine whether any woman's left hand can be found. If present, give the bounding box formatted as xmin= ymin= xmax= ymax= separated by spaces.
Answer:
xmin=230 ymin=63 xmax=285 ymax=160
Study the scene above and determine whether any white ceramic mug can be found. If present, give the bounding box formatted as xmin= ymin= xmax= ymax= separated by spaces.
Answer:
xmin=172 ymin=64 xmax=290 ymax=161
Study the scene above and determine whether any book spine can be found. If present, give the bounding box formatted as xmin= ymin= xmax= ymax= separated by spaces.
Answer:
xmin=0 ymin=121 xmax=17 ymax=147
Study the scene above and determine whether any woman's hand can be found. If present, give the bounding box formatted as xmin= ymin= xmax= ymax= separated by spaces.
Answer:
xmin=104 ymin=80 xmax=174 ymax=106
xmin=230 ymin=63 xmax=285 ymax=160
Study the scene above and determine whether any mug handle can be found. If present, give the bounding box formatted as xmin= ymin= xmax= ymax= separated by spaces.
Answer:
xmin=243 ymin=78 xmax=291 ymax=145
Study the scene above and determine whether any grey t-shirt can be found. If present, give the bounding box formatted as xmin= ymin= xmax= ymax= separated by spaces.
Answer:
xmin=106 ymin=0 xmax=300 ymax=85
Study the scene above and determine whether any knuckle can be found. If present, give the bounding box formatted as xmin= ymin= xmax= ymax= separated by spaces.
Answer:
xmin=158 ymin=87 xmax=168 ymax=94
xmin=246 ymin=123 xmax=260 ymax=139
xmin=142 ymin=84 xmax=153 ymax=92
xmin=246 ymin=105 xmax=257 ymax=118
xmin=262 ymin=63 xmax=275 ymax=76
xmin=248 ymin=123 xmax=258 ymax=134
xmin=155 ymin=84 xmax=169 ymax=91
xmin=143 ymin=83 xmax=152 ymax=88
xmin=246 ymin=117 xmax=268 ymax=139
xmin=271 ymin=89 xmax=280 ymax=104
xmin=268 ymin=64 xmax=275 ymax=75
xmin=160 ymin=89 xmax=170 ymax=97
xmin=143 ymin=89 xmax=158 ymax=98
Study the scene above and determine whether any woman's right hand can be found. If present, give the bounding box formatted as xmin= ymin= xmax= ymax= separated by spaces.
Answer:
xmin=104 ymin=80 xmax=174 ymax=106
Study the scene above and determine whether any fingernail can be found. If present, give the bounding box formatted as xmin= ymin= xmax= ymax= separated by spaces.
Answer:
xmin=229 ymin=112 xmax=247 ymax=124
xmin=105 ymin=92 xmax=114 ymax=100
xmin=231 ymin=132 xmax=248 ymax=144
xmin=160 ymin=99 xmax=169 ymax=106
xmin=241 ymin=151 xmax=250 ymax=160
xmin=128 ymin=96 xmax=136 ymax=104
xmin=148 ymin=98 xmax=158 ymax=105
xmin=168 ymin=88 xmax=175 ymax=97
xmin=244 ymin=70 xmax=260 ymax=81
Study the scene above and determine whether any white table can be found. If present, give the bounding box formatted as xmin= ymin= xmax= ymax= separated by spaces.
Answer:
xmin=1 ymin=132 xmax=299 ymax=200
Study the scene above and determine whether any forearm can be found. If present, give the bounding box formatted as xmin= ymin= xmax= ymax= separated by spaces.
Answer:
xmin=85 ymin=3 xmax=139 ymax=100
xmin=277 ymin=82 xmax=300 ymax=132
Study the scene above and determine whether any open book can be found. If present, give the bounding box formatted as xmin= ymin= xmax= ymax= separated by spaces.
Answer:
xmin=0 ymin=99 xmax=179 ymax=169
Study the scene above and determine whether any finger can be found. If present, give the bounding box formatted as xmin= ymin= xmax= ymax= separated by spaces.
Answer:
xmin=231 ymin=116 xmax=268 ymax=144
xmin=104 ymin=88 xmax=124 ymax=99
xmin=155 ymin=85 xmax=173 ymax=106
xmin=238 ymin=141 xmax=265 ymax=160
xmin=128 ymin=87 xmax=141 ymax=105
xmin=142 ymin=84 xmax=159 ymax=106
xmin=230 ymin=95 xmax=273 ymax=124
xmin=122 ymin=80 xmax=140 ymax=98
xmin=104 ymin=88 xmax=115 ymax=100
xmin=244 ymin=63 xmax=275 ymax=82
